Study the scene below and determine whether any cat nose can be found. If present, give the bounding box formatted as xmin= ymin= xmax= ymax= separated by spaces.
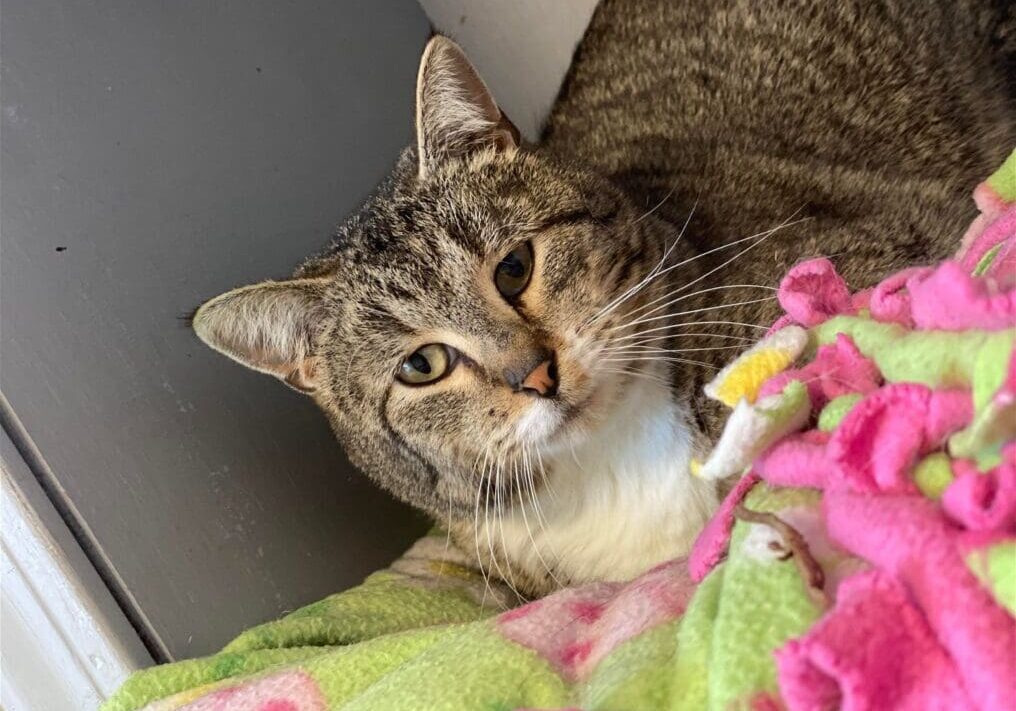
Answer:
xmin=523 ymin=359 xmax=558 ymax=397
xmin=504 ymin=353 xmax=558 ymax=397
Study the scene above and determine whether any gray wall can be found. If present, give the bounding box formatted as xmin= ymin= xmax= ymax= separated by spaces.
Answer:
xmin=2 ymin=0 xmax=430 ymax=659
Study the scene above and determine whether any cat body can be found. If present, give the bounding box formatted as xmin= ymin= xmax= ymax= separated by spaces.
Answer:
xmin=194 ymin=0 xmax=1014 ymax=598
xmin=546 ymin=0 xmax=1015 ymax=437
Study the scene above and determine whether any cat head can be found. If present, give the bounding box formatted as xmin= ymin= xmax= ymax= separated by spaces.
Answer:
xmin=193 ymin=36 xmax=671 ymax=517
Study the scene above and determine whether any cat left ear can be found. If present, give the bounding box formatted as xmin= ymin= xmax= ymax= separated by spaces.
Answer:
xmin=192 ymin=279 xmax=327 ymax=394
xmin=415 ymin=35 xmax=519 ymax=179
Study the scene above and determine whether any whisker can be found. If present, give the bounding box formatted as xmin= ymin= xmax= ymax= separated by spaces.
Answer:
xmin=521 ymin=446 xmax=550 ymax=525
xmin=601 ymin=343 xmax=748 ymax=355
xmin=568 ymin=443 xmax=586 ymax=474
xmin=483 ymin=452 xmax=521 ymax=606
xmin=619 ymin=283 xmax=778 ymax=325
xmin=608 ymin=319 xmax=770 ymax=344
xmin=473 ymin=449 xmax=496 ymax=610
xmin=598 ymin=366 xmax=671 ymax=387
xmin=532 ymin=443 xmax=559 ymax=505
xmin=441 ymin=488 xmax=453 ymax=569
xmin=652 ymin=208 xmax=807 ymax=307
xmin=631 ymin=218 xmax=798 ymax=298
xmin=601 ymin=355 xmax=720 ymax=370
xmin=605 ymin=331 xmax=756 ymax=349
xmin=632 ymin=183 xmax=680 ymax=225
xmin=609 ymin=296 xmax=777 ymax=332
xmin=584 ymin=203 xmax=697 ymax=327
xmin=587 ymin=213 xmax=808 ymax=331
xmin=494 ymin=454 xmax=525 ymax=603
xmin=517 ymin=445 xmax=564 ymax=589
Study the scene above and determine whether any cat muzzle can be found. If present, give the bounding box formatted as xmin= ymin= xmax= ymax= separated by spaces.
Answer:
xmin=504 ymin=352 xmax=558 ymax=398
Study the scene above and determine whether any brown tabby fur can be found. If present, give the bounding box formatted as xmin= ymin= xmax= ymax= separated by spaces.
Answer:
xmin=546 ymin=0 xmax=1015 ymax=436
xmin=194 ymin=0 xmax=1014 ymax=599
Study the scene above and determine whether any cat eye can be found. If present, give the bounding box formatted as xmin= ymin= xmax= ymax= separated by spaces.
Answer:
xmin=397 ymin=343 xmax=455 ymax=385
xmin=494 ymin=242 xmax=534 ymax=300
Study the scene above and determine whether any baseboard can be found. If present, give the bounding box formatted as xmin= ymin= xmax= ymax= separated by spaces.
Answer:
xmin=1 ymin=429 xmax=152 ymax=710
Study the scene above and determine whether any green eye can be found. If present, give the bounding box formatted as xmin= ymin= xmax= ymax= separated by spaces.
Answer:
xmin=397 ymin=344 xmax=454 ymax=385
xmin=494 ymin=242 xmax=534 ymax=300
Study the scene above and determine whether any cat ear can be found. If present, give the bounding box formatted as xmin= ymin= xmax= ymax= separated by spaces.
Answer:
xmin=192 ymin=279 xmax=327 ymax=394
xmin=415 ymin=35 xmax=519 ymax=179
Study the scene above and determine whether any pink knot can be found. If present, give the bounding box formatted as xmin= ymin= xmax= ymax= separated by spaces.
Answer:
xmin=778 ymin=258 xmax=853 ymax=327
xmin=850 ymin=287 xmax=873 ymax=312
xmin=869 ymin=267 xmax=934 ymax=327
xmin=755 ymin=430 xmax=831 ymax=488
xmin=958 ymin=206 xmax=1016 ymax=278
xmin=776 ymin=570 xmax=974 ymax=711
xmin=766 ymin=313 xmax=798 ymax=334
xmin=688 ymin=473 xmax=760 ymax=581
xmin=828 ymin=385 xmax=972 ymax=493
xmin=943 ymin=449 xmax=1016 ymax=533
xmin=908 ymin=261 xmax=1016 ymax=331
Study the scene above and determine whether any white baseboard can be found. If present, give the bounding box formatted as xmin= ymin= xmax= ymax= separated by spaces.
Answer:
xmin=1 ymin=429 xmax=152 ymax=711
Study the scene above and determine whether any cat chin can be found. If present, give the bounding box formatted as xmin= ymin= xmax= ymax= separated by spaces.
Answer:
xmin=516 ymin=369 xmax=634 ymax=457
xmin=494 ymin=367 xmax=717 ymax=589
xmin=513 ymin=400 xmax=564 ymax=444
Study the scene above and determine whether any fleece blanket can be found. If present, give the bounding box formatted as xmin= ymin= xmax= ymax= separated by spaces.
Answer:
xmin=105 ymin=151 xmax=1016 ymax=711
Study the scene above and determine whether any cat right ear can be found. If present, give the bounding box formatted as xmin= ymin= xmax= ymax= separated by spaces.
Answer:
xmin=192 ymin=279 xmax=327 ymax=394
xmin=415 ymin=35 xmax=519 ymax=179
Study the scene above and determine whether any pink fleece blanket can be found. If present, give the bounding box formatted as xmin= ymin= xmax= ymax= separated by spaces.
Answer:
xmin=691 ymin=150 xmax=1016 ymax=711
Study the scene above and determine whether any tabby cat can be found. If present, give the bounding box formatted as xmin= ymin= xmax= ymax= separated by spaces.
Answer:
xmin=194 ymin=0 xmax=1014 ymax=598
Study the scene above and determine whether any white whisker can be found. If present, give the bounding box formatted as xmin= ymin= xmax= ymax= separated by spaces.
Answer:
xmin=647 ymin=208 xmax=807 ymax=309
xmin=441 ymin=489 xmax=453 ymax=567
xmin=601 ymin=355 xmax=719 ymax=370
xmin=619 ymin=283 xmax=777 ymax=326
xmin=587 ymin=213 xmax=807 ymax=331
xmin=532 ymin=444 xmax=558 ymax=505
xmin=517 ymin=445 xmax=564 ymax=589
xmin=494 ymin=455 xmax=524 ymax=602
xmin=605 ymin=331 xmax=756 ymax=349
xmin=608 ymin=319 xmax=770 ymax=344
xmin=584 ymin=203 xmax=697 ymax=327
xmin=483 ymin=452 xmax=521 ymax=606
xmin=598 ymin=366 xmax=671 ymax=387
xmin=632 ymin=183 xmax=680 ymax=225
xmin=601 ymin=343 xmax=747 ymax=355
xmin=473 ymin=449 xmax=496 ymax=610
xmin=608 ymin=296 xmax=777 ymax=332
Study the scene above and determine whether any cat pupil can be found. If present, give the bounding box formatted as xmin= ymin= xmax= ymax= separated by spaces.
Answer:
xmin=410 ymin=352 xmax=431 ymax=374
xmin=494 ymin=242 xmax=533 ymax=299
xmin=500 ymin=255 xmax=524 ymax=278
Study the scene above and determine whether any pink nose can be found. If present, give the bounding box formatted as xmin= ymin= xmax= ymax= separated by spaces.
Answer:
xmin=521 ymin=359 xmax=558 ymax=397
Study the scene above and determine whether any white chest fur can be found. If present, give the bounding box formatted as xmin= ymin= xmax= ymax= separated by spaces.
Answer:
xmin=497 ymin=376 xmax=718 ymax=586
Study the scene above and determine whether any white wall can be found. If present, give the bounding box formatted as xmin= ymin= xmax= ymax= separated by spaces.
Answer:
xmin=419 ymin=0 xmax=601 ymax=141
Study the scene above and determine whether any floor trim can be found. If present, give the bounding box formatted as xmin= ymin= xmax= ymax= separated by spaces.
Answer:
xmin=1 ymin=428 xmax=152 ymax=710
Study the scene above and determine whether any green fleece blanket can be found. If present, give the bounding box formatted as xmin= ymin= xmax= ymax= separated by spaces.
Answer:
xmin=104 ymin=483 xmax=827 ymax=711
